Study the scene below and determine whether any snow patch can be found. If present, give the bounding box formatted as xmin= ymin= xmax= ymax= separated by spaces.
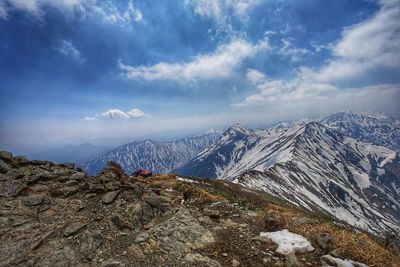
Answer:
xmin=260 ymin=229 xmax=314 ymax=255
xmin=320 ymin=255 xmax=367 ymax=267
xmin=176 ymin=177 xmax=199 ymax=184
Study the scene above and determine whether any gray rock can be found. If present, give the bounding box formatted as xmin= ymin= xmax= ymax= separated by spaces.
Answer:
xmin=0 ymin=179 xmax=26 ymax=197
xmin=134 ymin=232 xmax=149 ymax=243
xmin=317 ymin=233 xmax=335 ymax=250
xmin=102 ymin=190 xmax=121 ymax=204
xmin=150 ymin=206 xmax=214 ymax=258
xmin=0 ymin=151 xmax=13 ymax=164
xmin=185 ymin=253 xmax=222 ymax=267
xmin=102 ymin=260 xmax=121 ymax=267
xmin=0 ymin=160 xmax=11 ymax=174
xmin=285 ymin=253 xmax=300 ymax=267
xmin=232 ymin=259 xmax=240 ymax=266
xmin=52 ymin=185 xmax=80 ymax=198
xmin=63 ymin=222 xmax=86 ymax=237
xmin=204 ymin=208 xmax=220 ymax=218
xmin=22 ymin=195 xmax=43 ymax=206
xmin=80 ymin=231 xmax=104 ymax=261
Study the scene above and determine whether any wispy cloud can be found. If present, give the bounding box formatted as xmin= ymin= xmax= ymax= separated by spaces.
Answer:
xmin=120 ymin=38 xmax=269 ymax=81
xmin=278 ymin=38 xmax=312 ymax=62
xmin=57 ymin=40 xmax=85 ymax=64
xmin=185 ymin=0 xmax=261 ymax=22
xmin=0 ymin=0 xmax=143 ymax=26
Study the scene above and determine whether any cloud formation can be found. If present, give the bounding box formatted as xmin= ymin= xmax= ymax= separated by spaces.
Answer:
xmin=0 ymin=0 xmax=143 ymax=26
xmin=313 ymin=0 xmax=400 ymax=82
xmin=120 ymin=38 xmax=269 ymax=81
xmin=97 ymin=108 xmax=148 ymax=120
xmin=185 ymin=0 xmax=261 ymax=22
xmin=57 ymin=40 xmax=85 ymax=64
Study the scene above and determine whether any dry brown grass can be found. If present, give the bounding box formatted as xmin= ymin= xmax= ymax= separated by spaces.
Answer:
xmin=267 ymin=204 xmax=400 ymax=267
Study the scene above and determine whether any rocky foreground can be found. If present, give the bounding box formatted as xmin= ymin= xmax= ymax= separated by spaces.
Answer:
xmin=0 ymin=151 xmax=399 ymax=267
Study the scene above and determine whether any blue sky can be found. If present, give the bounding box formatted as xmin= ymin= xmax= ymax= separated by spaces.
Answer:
xmin=0 ymin=0 xmax=399 ymax=146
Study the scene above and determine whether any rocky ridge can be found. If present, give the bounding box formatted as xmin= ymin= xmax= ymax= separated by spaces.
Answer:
xmin=1 ymin=151 xmax=399 ymax=267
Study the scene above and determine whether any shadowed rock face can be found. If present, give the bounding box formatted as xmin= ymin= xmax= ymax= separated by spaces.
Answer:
xmin=0 ymin=153 xmax=218 ymax=266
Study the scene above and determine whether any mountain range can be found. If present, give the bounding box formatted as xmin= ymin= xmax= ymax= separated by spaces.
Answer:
xmin=80 ymin=111 xmax=400 ymax=233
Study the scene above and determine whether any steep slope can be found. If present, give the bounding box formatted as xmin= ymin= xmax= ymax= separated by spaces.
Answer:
xmin=80 ymin=132 xmax=221 ymax=175
xmin=178 ymin=122 xmax=400 ymax=233
xmin=175 ymin=124 xmax=261 ymax=178
xmin=321 ymin=111 xmax=400 ymax=151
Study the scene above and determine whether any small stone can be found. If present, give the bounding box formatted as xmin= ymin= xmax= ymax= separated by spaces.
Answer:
xmin=263 ymin=258 xmax=271 ymax=265
xmin=102 ymin=260 xmax=120 ymax=267
xmin=111 ymin=214 xmax=133 ymax=230
xmin=102 ymin=190 xmax=121 ymax=204
xmin=222 ymin=253 xmax=228 ymax=257
xmin=204 ymin=208 xmax=220 ymax=219
xmin=251 ymin=236 xmax=271 ymax=243
xmin=232 ymin=259 xmax=240 ymax=267
xmin=316 ymin=233 xmax=335 ymax=250
xmin=63 ymin=222 xmax=86 ymax=237
xmin=285 ymin=253 xmax=300 ymax=267
xmin=134 ymin=232 xmax=149 ymax=243
xmin=330 ymin=248 xmax=341 ymax=257
xmin=223 ymin=219 xmax=240 ymax=229
xmin=128 ymin=245 xmax=145 ymax=259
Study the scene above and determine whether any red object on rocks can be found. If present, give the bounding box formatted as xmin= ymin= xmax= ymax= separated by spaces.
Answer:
xmin=133 ymin=169 xmax=152 ymax=177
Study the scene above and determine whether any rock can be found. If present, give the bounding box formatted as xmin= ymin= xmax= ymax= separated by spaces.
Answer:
xmin=150 ymin=206 xmax=214 ymax=258
xmin=251 ymin=236 xmax=272 ymax=244
xmin=0 ymin=179 xmax=26 ymax=197
xmin=330 ymin=249 xmax=341 ymax=257
xmin=70 ymin=172 xmax=85 ymax=181
xmin=232 ymin=259 xmax=240 ymax=266
xmin=184 ymin=253 xmax=222 ymax=267
xmin=263 ymin=257 xmax=272 ymax=265
xmin=51 ymin=185 xmax=80 ymax=198
xmin=204 ymin=208 xmax=220 ymax=219
xmin=320 ymin=255 xmax=367 ymax=267
xmin=223 ymin=219 xmax=240 ymax=229
xmin=222 ymin=253 xmax=228 ymax=257
xmin=285 ymin=253 xmax=300 ymax=267
xmin=0 ymin=151 xmax=13 ymax=164
xmin=0 ymin=160 xmax=11 ymax=174
xmin=128 ymin=244 xmax=145 ymax=259
xmin=111 ymin=213 xmax=133 ymax=230
xmin=81 ymin=231 xmax=104 ymax=261
xmin=22 ymin=195 xmax=43 ymax=206
xmin=63 ymin=222 xmax=86 ymax=237
xmin=134 ymin=232 xmax=149 ymax=243
xmin=102 ymin=190 xmax=121 ymax=204
xmin=102 ymin=260 xmax=121 ymax=267
xmin=317 ymin=233 xmax=335 ymax=250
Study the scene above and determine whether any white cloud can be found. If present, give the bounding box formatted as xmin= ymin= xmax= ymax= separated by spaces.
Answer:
xmin=185 ymin=0 xmax=261 ymax=22
xmin=57 ymin=40 xmax=85 ymax=64
xmin=90 ymin=0 xmax=142 ymax=26
xmin=95 ymin=108 xmax=149 ymax=120
xmin=246 ymin=68 xmax=266 ymax=84
xmin=278 ymin=38 xmax=312 ymax=62
xmin=120 ymin=38 xmax=269 ymax=81
xmin=0 ymin=0 xmax=84 ymax=18
xmin=313 ymin=0 xmax=400 ymax=82
xmin=84 ymin=116 xmax=95 ymax=121
xmin=0 ymin=0 xmax=143 ymax=26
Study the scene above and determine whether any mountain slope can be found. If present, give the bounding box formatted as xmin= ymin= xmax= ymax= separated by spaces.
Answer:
xmin=177 ymin=122 xmax=400 ymax=233
xmin=80 ymin=131 xmax=221 ymax=175
xmin=321 ymin=111 xmax=400 ymax=151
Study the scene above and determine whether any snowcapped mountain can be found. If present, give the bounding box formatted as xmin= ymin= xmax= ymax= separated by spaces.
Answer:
xmin=321 ymin=111 xmax=400 ymax=151
xmin=177 ymin=121 xmax=400 ymax=233
xmin=80 ymin=131 xmax=221 ymax=175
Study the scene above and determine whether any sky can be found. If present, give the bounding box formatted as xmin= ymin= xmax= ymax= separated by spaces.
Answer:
xmin=0 ymin=0 xmax=399 ymax=147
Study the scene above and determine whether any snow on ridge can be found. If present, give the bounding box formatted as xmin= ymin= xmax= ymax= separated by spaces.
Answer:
xmin=260 ymin=229 xmax=314 ymax=255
